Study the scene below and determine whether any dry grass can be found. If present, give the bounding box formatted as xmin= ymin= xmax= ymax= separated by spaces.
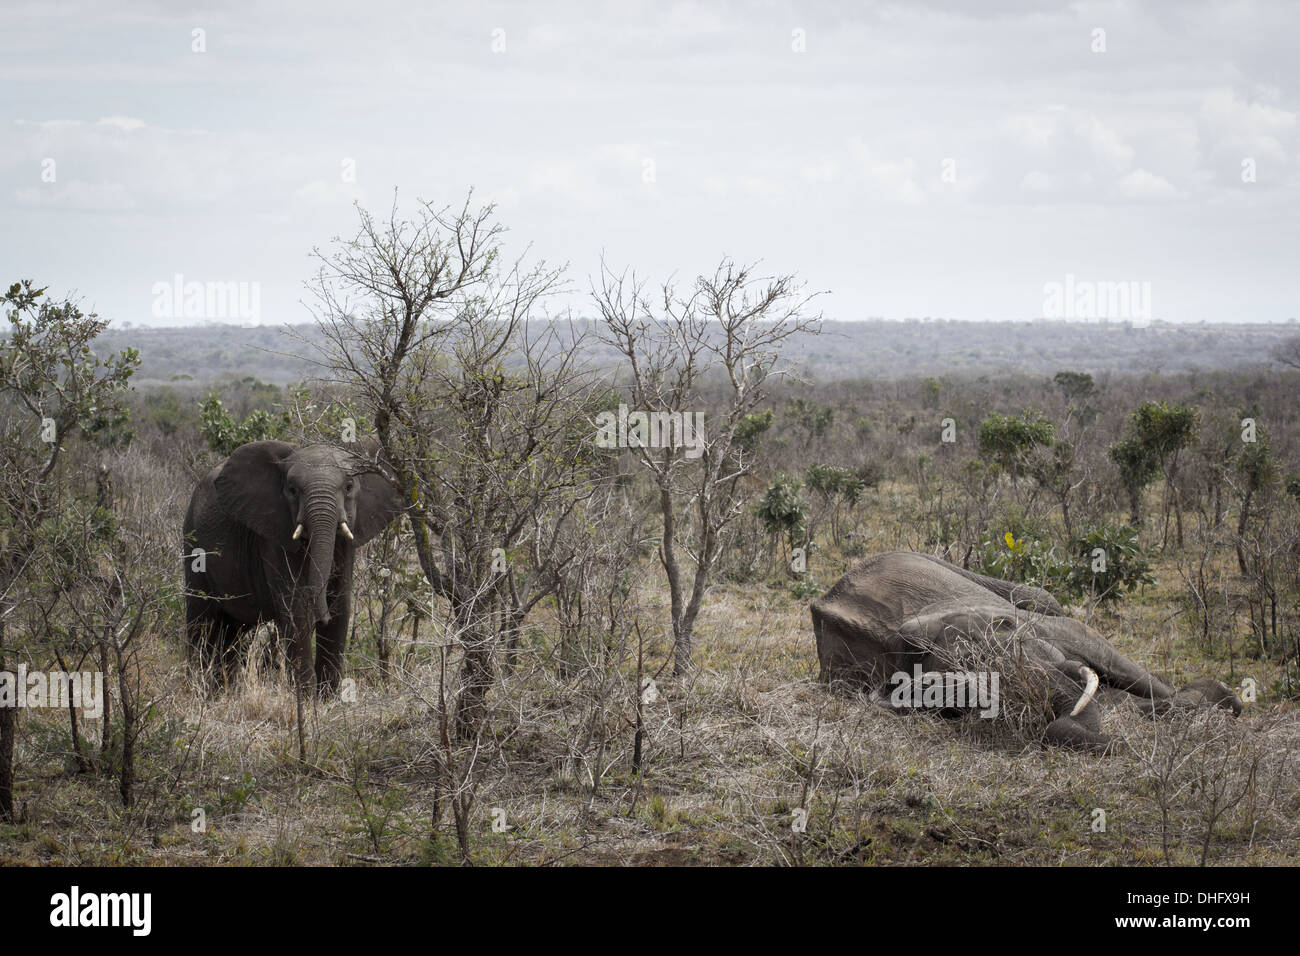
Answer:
xmin=3 ymin=566 xmax=1297 ymax=868
xmin=2 ymin=487 xmax=1298 ymax=867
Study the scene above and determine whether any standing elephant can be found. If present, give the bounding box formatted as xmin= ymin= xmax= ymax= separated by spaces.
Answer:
xmin=810 ymin=551 xmax=1241 ymax=751
xmin=183 ymin=439 xmax=404 ymax=691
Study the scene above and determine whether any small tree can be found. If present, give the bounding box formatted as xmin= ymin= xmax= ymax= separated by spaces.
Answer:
xmin=1026 ymin=436 xmax=1081 ymax=538
xmin=1108 ymin=434 xmax=1160 ymax=526
xmin=1269 ymin=336 xmax=1300 ymax=370
xmin=594 ymin=258 xmax=821 ymax=674
xmin=1234 ymin=421 xmax=1278 ymax=575
xmin=197 ymin=394 xmax=285 ymax=455
xmin=310 ymin=195 xmax=604 ymax=741
xmin=804 ymin=463 xmax=865 ymax=546
xmin=0 ymin=281 xmax=137 ymax=820
xmin=784 ymin=397 xmax=835 ymax=450
xmin=1053 ymin=370 xmax=1095 ymax=404
xmin=1064 ymin=522 xmax=1154 ymax=607
xmin=1129 ymin=401 xmax=1199 ymax=549
xmin=755 ymin=474 xmax=810 ymax=563
xmin=1051 ymin=370 xmax=1099 ymax=427
xmin=978 ymin=409 xmax=1055 ymax=496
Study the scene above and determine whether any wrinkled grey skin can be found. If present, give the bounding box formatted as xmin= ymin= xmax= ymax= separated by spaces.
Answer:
xmin=183 ymin=439 xmax=404 ymax=691
xmin=810 ymin=551 xmax=1242 ymax=751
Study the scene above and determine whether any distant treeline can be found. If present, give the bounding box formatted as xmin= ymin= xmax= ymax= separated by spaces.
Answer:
xmin=98 ymin=318 xmax=1300 ymax=388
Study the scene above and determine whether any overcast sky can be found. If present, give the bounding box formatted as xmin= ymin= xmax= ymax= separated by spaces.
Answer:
xmin=2 ymin=0 xmax=1297 ymax=327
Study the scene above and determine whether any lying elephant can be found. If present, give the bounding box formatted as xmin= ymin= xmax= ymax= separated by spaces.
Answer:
xmin=810 ymin=551 xmax=1241 ymax=750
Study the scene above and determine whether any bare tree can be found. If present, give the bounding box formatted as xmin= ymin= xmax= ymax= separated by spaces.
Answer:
xmin=593 ymin=259 xmax=821 ymax=674
xmin=308 ymin=193 xmax=606 ymax=738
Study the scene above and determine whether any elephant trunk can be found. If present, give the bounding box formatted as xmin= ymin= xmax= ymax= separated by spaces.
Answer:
xmin=303 ymin=490 xmax=340 ymax=627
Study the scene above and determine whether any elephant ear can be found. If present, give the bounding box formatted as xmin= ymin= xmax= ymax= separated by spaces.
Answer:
xmin=344 ymin=437 xmax=406 ymax=546
xmin=214 ymin=440 xmax=298 ymax=542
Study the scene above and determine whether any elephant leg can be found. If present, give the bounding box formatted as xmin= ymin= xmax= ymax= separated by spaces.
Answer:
xmin=258 ymin=624 xmax=285 ymax=677
xmin=215 ymin=613 xmax=249 ymax=689
xmin=185 ymin=594 xmax=215 ymax=667
xmin=315 ymin=593 xmax=350 ymax=693
xmin=188 ymin=603 xmax=244 ymax=693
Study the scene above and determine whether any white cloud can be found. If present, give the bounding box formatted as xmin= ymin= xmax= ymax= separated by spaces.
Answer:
xmin=800 ymin=157 xmax=839 ymax=184
xmin=1118 ymin=168 xmax=1179 ymax=201
xmin=13 ymin=180 xmax=135 ymax=210
xmin=293 ymin=180 xmax=361 ymax=206
xmin=846 ymin=139 xmax=927 ymax=204
xmin=1197 ymin=88 xmax=1297 ymax=171
xmin=97 ymin=115 xmax=147 ymax=131
xmin=1075 ymin=115 xmax=1135 ymax=171
xmin=1020 ymin=170 xmax=1054 ymax=193
xmin=1 ymin=1 xmax=1298 ymax=323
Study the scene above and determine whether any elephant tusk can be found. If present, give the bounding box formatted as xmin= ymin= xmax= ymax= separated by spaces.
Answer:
xmin=339 ymin=521 xmax=354 ymax=541
xmin=1070 ymin=666 xmax=1100 ymax=717
xmin=292 ymin=523 xmax=303 ymax=541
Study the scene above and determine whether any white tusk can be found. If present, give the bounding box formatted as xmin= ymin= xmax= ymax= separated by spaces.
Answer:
xmin=292 ymin=523 xmax=303 ymax=540
xmin=1070 ymin=666 xmax=1100 ymax=717
xmin=339 ymin=521 xmax=354 ymax=540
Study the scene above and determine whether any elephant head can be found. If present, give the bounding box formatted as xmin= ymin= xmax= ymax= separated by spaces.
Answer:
xmin=213 ymin=439 xmax=404 ymax=625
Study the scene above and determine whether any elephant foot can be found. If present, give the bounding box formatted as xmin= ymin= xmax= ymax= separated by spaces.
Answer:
xmin=1153 ymin=678 xmax=1243 ymax=717
xmin=190 ymin=649 xmax=239 ymax=697
xmin=313 ymin=677 xmax=342 ymax=698
xmin=313 ymin=657 xmax=343 ymax=697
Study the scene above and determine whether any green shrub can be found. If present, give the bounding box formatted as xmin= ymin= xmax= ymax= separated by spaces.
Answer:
xmin=978 ymin=519 xmax=1153 ymax=608
xmin=805 ymin=463 xmax=866 ymax=505
xmin=1063 ymin=522 xmax=1154 ymax=605
xmin=789 ymin=576 xmax=822 ymax=601
xmin=977 ymin=529 xmax=1070 ymax=594
xmin=754 ymin=475 xmax=809 ymax=549
xmin=199 ymin=394 xmax=284 ymax=455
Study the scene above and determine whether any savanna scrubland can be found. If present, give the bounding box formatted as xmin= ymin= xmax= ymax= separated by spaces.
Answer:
xmin=2 ymin=199 xmax=1299 ymax=867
